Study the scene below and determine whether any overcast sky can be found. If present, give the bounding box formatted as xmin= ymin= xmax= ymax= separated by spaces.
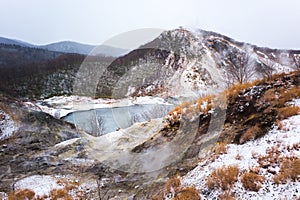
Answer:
xmin=0 ymin=0 xmax=300 ymax=49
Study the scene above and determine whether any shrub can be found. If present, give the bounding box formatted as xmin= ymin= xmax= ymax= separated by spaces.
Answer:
xmin=152 ymin=177 xmax=200 ymax=200
xmin=50 ymin=188 xmax=72 ymax=200
xmin=169 ymin=105 xmax=183 ymax=115
xmin=241 ymin=171 xmax=265 ymax=191
xmin=213 ymin=142 xmax=228 ymax=160
xmin=235 ymin=152 xmax=243 ymax=160
xmin=276 ymin=87 xmax=300 ymax=106
xmin=277 ymin=106 xmax=300 ymax=120
xmin=165 ymin=176 xmax=181 ymax=192
xmin=8 ymin=189 xmax=35 ymax=200
xmin=261 ymin=88 xmax=277 ymax=103
xmin=240 ymin=125 xmax=261 ymax=144
xmin=225 ymin=81 xmax=259 ymax=98
xmin=207 ymin=165 xmax=239 ymax=190
xmin=174 ymin=186 xmax=201 ymax=200
xmin=273 ymin=156 xmax=300 ymax=184
xmin=258 ymin=145 xmax=281 ymax=168
xmin=197 ymin=95 xmax=214 ymax=113
xmin=218 ymin=191 xmax=235 ymax=200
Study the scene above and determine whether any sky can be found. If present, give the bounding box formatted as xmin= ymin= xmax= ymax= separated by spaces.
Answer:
xmin=0 ymin=0 xmax=300 ymax=49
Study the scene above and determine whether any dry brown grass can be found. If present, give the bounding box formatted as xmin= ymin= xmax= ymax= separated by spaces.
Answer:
xmin=277 ymin=106 xmax=300 ymax=120
xmin=273 ymin=156 xmax=300 ymax=184
xmin=225 ymin=80 xmax=259 ymax=98
xmin=261 ymin=88 xmax=277 ymax=102
xmin=214 ymin=142 xmax=228 ymax=156
xmin=169 ymin=105 xmax=183 ymax=115
xmin=240 ymin=125 xmax=261 ymax=144
xmin=207 ymin=165 xmax=239 ymax=190
xmin=50 ymin=188 xmax=72 ymax=200
xmin=165 ymin=176 xmax=181 ymax=192
xmin=235 ymin=151 xmax=243 ymax=160
xmin=275 ymin=120 xmax=284 ymax=130
xmin=8 ymin=189 xmax=35 ymax=200
xmin=152 ymin=177 xmax=200 ymax=200
xmin=212 ymin=142 xmax=228 ymax=161
xmin=258 ymin=145 xmax=281 ymax=168
xmin=276 ymin=87 xmax=300 ymax=106
xmin=173 ymin=186 xmax=201 ymax=200
xmin=218 ymin=191 xmax=235 ymax=200
xmin=197 ymin=95 xmax=214 ymax=113
xmin=241 ymin=171 xmax=265 ymax=191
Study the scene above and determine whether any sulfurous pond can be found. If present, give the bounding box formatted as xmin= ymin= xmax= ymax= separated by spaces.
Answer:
xmin=63 ymin=103 xmax=173 ymax=135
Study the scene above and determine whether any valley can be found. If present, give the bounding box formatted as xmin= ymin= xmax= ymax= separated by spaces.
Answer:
xmin=0 ymin=28 xmax=299 ymax=199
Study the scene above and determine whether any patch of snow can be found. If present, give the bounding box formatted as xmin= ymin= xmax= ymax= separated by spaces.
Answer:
xmin=15 ymin=175 xmax=64 ymax=197
xmin=54 ymin=138 xmax=80 ymax=147
xmin=257 ymin=51 xmax=268 ymax=59
xmin=0 ymin=110 xmax=17 ymax=140
xmin=14 ymin=174 xmax=97 ymax=199
xmin=182 ymin=99 xmax=300 ymax=199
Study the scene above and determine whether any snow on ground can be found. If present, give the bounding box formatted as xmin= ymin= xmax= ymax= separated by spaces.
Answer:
xmin=15 ymin=175 xmax=65 ymax=197
xmin=0 ymin=110 xmax=17 ymax=140
xmin=28 ymin=95 xmax=170 ymax=118
xmin=182 ymin=99 xmax=300 ymax=200
xmin=14 ymin=174 xmax=97 ymax=199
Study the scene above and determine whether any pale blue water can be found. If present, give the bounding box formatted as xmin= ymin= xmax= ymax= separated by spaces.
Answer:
xmin=63 ymin=104 xmax=173 ymax=135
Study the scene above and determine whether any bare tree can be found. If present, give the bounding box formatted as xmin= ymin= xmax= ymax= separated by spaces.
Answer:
xmin=224 ymin=48 xmax=256 ymax=85
xmin=90 ymin=113 xmax=105 ymax=136
xmin=256 ymin=58 xmax=276 ymax=80
xmin=292 ymin=54 xmax=300 ymax=70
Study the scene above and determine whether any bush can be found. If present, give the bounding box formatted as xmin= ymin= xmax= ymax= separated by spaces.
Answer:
xmin=241 ymin=171 xmax=265 ymax=191
xmin=218 ymin=191 xmax=235 ymax=200
xmin=212 ymin=142 xmax=228 ymax=161
xmin=225 ymin=81 xmax=259 ymax=98
xmin=152 ymin=177 xmax=200 ymax=200
xmin=277 ymin=106 xmax=300 ymax=120
xmin=174 ymin=186 xmax=201 ymax=200
xmin=8 ymin=189 xmax=35 ymax=200
xmin=50 ymin=188 xmax=72 ymax=200
xmin=240 ymin=125 xmax=261 ymax=144
xmin=258 ymin=145 xmax=281 ymax=168
xmin=207 ymin=165 xmax=239 ymax=190
xmin=273 ymin=156 xmax=300 ymax=184
xmin=276 ymin=87 xmax=300 ymax=106
xmin=197 ymin=95 xmax=214 ymax=113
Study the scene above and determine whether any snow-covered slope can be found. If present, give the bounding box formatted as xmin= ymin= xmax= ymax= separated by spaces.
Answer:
xmin=181 ymin=99 xmax=300 ymax=199
xmin=105 ymin=28 xmax=300 ymax=99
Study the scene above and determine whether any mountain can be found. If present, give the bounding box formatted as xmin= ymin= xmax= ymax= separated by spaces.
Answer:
xmin=40 ymin=41 xmax=128 ymax=57
xmin=0 ymin=36 xmax=35 ymax=47
xmin=0 ymin=43 xmax=63 ymax=68
xmin=93 ymin=28 xmax=300 ymax=99
xmin=0 ymin=36 xmax=128 ymax=57
xmin=40 ymin=41 xmax=96 ymax=55
xmin=1 ymin=28 xmax=300 ymax=100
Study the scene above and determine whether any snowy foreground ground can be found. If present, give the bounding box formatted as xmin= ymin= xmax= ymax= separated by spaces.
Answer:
xmin=1 ymin=99 xmax=299 ymax=199
xmin=182 ymin=99 xmax=300 ymax=200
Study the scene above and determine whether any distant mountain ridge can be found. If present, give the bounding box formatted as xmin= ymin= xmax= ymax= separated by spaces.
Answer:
xmin=0 ymin=36 xmax=35 ymax=48
xmin=0 ymin=36 xmax=128 ymax=57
